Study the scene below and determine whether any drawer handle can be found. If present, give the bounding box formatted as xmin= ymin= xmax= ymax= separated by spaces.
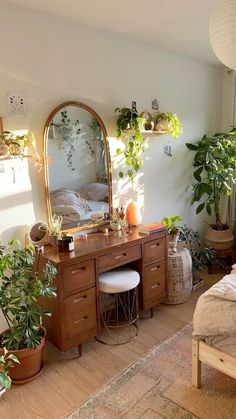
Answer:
xmin=116 ymin=253 xmax=127 ymax=259
xmin=73 ymin=295 xmax=87 ymax=303
xmin=150 ymin=265 xmax=160 ymax=271
xmin=151 ymin=283 xmax=160 ymax=289
xmin=72 ymin=267 xmax=86 ymax=274
xmin=74 ymin=316 xmax=88 ymax=324
xmin=150 ymin=243 xmax=160 ymax=248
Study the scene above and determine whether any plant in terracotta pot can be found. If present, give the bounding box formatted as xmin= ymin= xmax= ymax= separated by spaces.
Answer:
xmin=115 ymin=106 xmax=145 ymax=180
xmin=186 ymin=130 xmax=236 ymax=249
xmin=0 ymin=241 xmax=57 ymax=384
xmin=155 ymin=112 xmax=182 ymax=138
xmin=0 ymin=348 xmax=19 ymax=396
xmin=0 ymin=130 xmax=41 ymax=167
xmin=161 ymin=216 xmax=182 ymax=253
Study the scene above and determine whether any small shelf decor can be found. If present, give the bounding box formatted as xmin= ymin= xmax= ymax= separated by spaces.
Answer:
xmin=0 ymin=130 xmax=41 ymax=167
xmin=115 ymin=104 xmax=182 ymax=180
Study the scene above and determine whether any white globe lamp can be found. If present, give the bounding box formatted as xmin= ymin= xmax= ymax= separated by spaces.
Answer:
xmin=210 ymin=0 xmax=236 ymax=69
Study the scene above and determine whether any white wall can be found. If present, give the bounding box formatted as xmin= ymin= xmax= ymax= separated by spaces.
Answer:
xmin=0 ymin=2 xmax=223 ymax=329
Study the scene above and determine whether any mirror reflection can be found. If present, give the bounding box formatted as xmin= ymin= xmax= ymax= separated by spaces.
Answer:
xmin=46 ymin=104 xmax=110 ymax=230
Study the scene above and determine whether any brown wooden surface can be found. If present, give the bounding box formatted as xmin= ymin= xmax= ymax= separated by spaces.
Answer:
xmin=0 ymin=273 xmax=220 ymax=419
xmin=40 ymin=228 xmax=167 ymax=352
xmin=62 ymin=259 xmax=95 ymax=297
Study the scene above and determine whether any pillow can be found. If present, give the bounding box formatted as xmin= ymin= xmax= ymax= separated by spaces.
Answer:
xmin=80 ymin=183 xmax=108 ymax=202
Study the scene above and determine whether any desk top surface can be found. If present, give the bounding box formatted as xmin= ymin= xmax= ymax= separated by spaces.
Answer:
xmin=41 ymin=227 xmax=166 ymax=265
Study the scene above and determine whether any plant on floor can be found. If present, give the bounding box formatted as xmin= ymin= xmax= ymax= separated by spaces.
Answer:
xmin=115 ymin=107 xmax=145 ymax=180
xmin=0 ymin=240 xmax=57 ymax=382
xmin=179 ymin=226 xmax=218 ymax=271
xmin=0 ymin=348 xmax=19 ymax=393
xmin=186 ymin=130 xmax=236 ymax=228
xmin=155 ymin=112 xmax=182 ymax=139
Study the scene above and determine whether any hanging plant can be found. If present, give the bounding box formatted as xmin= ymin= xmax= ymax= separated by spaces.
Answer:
xmin=59 ymin=110 xmax=86 ymax=171
xmin=115 ymin=107 xmax=145 ymax=180
xmin=155 ymin=112 xmax=182 ymax=138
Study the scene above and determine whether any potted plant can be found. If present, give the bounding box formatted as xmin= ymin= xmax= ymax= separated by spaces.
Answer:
xmin=0 ymin=241 xmax=57 ymax=384
xmin=186 ymin=130 xmax=236 ymax=249
xmin=155 ymin=112 xmax=182 ymax=138
xmin=49 ymin=214 xmax=63 ymax=246
xmin=115 ymin=106 xmax=145 ymax=180
xmin=0 ymin=130 xmax=41 ymax=167
xmin=179 ymin=225 xmax=219 ymax=286
xmin=110 ymin=206 xmax=126 ymax=231
xmin=0 ymin=348 xmax=19 ymax=396
xmin=161 ymin=215 xmax=182 ymax=253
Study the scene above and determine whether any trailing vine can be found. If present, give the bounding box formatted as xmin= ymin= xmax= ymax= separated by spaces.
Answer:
xmin=59 ymin=109 xmax=85 ymax=171
xmin=115 ymin=107 xmax=145 ymax=181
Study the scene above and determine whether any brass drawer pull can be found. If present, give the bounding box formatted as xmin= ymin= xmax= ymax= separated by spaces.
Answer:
xmin=73 ymin=295 xmax=87 ymax=303
xmin=74 ymin=316 xmax=88 ymax=324
xmin=151 ymin=283 xmax=160 ymax=289
xmin=150 ymin=243 xmax=160 ymax=248
xmin=72 ymin=267 xmax=86 ymax=274
xmin=116 ymin=253 xmax=127 ymax=259
xmin=150 ymin=265 xmax=160 ymax=271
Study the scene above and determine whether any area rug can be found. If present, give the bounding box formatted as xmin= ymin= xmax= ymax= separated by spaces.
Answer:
xmin=67 ymin=324 xmax=236 ymax=419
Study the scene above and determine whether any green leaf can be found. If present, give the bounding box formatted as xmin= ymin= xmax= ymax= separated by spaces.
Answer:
xmin=119 ymin=171 xmax=124 ymax=178
xmin=193 ymin=167 xmax=203 ymax=182
xmin=206 ymin=203 xmax=212 ymax=216
xmin=196 ymin=203 xmax=205 ymax=214
xmin=186 ymin=143 xmax=199 ymax=150
xmin=116 ymin=148 xmax=122 ymax=155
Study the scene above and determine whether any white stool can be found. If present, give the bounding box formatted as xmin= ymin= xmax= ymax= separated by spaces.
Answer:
xmin=96 ymin=268 xmax=140 ymax=345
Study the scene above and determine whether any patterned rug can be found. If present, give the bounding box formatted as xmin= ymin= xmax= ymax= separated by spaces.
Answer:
xmin=67 ymin=324 xmax=236 ymax=419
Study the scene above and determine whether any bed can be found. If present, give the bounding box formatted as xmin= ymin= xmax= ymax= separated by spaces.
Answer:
xmin=192 ymin=269 xmax=236 ymax=388
xmin=50 ymin=185 xmax=109 ymax=227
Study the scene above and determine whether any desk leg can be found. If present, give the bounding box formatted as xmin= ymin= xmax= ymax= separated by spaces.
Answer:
xmin=150 ymin=307 xmax=154 ymax=318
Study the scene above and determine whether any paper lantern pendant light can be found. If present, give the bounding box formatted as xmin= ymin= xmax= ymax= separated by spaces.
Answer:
xmin=210 ymin=0 xmax=236 ymax=70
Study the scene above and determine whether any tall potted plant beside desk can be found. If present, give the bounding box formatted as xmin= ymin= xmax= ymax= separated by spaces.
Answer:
xmin=0 ymin=241 xmax=57 ymax=384
xmin=186 ymin=130 xmax=236 ymax=249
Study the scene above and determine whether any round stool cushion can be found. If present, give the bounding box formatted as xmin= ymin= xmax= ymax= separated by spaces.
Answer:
xmin=99 ymin=268 xmax=140 ymax=293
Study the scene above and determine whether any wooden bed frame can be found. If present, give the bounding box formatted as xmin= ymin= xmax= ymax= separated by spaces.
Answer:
xmin=192 ymin=337 xmax=236 ymax=388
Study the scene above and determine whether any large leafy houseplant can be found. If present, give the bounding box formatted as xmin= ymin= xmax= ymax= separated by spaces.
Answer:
xmin=115 ymin=107 xmax=145 ymax=180
xmin=0 ymin=241 xmax=57 ymax=382
xmin=186 ymin=130 xmax=236 ymax=228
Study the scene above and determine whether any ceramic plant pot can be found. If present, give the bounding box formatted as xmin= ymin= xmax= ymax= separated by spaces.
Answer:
xmin=49 ymin=234 xmax=58 ymax=246
xmin=29 ymin=221 xmax=49 ymax=246
xmin=0 ymin=326 xmax=46 ymax=385
xmin=168 ymin=232 xmax=180 ymax=254
xmin=205 ymin=224 xmax=234 ymax=250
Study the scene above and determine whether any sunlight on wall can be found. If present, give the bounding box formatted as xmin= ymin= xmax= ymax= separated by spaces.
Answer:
xmin=108 ymin=136 xmax=144 ymax=213
xmin=0 ymin=158 xmax=36 ymax=244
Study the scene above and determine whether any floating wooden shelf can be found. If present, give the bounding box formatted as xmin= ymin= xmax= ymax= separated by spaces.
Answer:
xmin=141 ymin=130 xmax=166 ymax=135
xmin=0 ymin=155 xmax=31 ymax=161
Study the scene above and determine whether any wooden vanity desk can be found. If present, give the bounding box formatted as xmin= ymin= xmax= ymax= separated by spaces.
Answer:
xmin=39 ymin=228 xmax=167 ymax=353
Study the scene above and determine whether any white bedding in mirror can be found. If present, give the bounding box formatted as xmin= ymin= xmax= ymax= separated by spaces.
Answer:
xmin=50 ymin=188 xmax=108 ymax=225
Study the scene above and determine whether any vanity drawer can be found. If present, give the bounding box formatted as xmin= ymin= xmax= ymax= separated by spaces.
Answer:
xmin=143 ymin=237 xmax=165 ymax=264
xmin=143 ymin=260 xmax=166 ymax=300
xmin=98 ymin=245 xmax=141 ymax=271
xmin=64 ymin=287 xmax=97 ymax=339
xmin=62 ymin=260 xmax=95 ymax=297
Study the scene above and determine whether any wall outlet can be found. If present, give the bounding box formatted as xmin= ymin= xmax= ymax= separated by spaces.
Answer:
xmin=6 ymin=91 xmax=27 ymax=115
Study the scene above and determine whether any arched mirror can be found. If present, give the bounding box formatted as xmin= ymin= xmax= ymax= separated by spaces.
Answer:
xmin=44 ymin=101 xmax=112 ymax=232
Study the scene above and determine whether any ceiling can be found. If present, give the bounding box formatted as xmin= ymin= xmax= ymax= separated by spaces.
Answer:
xmin=7 ymin=0 xmax=222 ymax=65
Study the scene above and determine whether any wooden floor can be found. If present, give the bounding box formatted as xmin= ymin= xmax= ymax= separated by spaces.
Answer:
xmin=0 ymin=273 xmax=220 ymax=419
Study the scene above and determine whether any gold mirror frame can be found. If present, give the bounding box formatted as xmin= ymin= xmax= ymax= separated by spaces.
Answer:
xmin=43 ymin=101 xmax=112 ymax=233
